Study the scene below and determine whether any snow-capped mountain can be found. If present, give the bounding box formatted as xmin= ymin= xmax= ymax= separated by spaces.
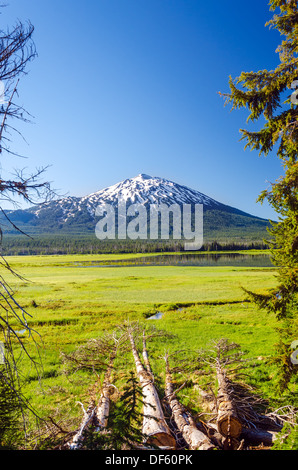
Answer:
xmin=18 ymin=173 xmax=244 ymax=220
xmin=3 ymin=174 xmax=270 ymax=238
xmin=81 ymin=173 xmax=223 ymax=208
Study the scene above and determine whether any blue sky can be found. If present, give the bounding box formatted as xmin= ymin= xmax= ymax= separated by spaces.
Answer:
xmin=1 ymin=0 xmax=284 ymax=219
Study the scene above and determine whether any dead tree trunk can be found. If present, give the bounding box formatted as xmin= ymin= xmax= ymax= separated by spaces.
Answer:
xmin=95 ymin=353 xmax=115 ymax=430
xmin=239 ymin=428 xmax=279 ymax=447
xmin=68 ymin=332 xmax=125 ymax=448
xmin=95 ymin=331 xmax=127 ymax=431
xmin=69 ymin=400 xmax=97 ymax=450
xmin=129 ymin=330 xmax=176 ymax=449
xmin=69 ymin=356 xmax=115 ymax=449
xmin=216 ymin=363 xmax=242 ymax=439
xmin=142 ymin=330 xmax=154 ymax=378
xmin=164 ymin=354 xmax=215 ymax=450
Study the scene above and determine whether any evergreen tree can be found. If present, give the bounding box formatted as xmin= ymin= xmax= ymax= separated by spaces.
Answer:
xmin=0 ymin=373 xmax=22 ymax=449
xmin=220 ymin=0 xmax=298 ymax=391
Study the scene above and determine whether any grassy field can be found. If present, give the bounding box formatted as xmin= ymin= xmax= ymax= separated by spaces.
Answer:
xmin=1 ymin=252 xmax=284 ymax=444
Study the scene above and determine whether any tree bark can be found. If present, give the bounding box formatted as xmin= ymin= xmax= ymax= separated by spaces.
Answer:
xmin=216 ymin=364 xmax=242 ymax=439
xmin=164 ymin=355 xmax=215 ymax=450
xmin=239 ymin=427 xmax=279 ymax=447
xmin=142 ymin=330 xmax=154 ymax=378
xmin=129 ymin=331 xmax=176 ymax=449
xmin=96 ymin=354 xmax=115 ymax=430
xmin=197 ymin=384 xmax=281 ymax=448
xmin=69 ymin=400 xmax=97 ymax=450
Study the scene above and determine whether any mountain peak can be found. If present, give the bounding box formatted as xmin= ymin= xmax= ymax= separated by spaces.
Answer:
xmin=136 ymin=173 xmax=152 ymax=179
xmin=84 ymin=173 xmax=222 ymax=208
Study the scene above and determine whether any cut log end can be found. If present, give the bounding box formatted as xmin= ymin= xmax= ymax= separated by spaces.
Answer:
xmin=217 ymin=413 xmax=242 ymax=438
xmin=146 ymin=432 xmax=176 ymax=450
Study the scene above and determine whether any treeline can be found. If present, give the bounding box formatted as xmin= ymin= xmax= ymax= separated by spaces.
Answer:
xmin=0 ymin=235 xmax=270 ymax=256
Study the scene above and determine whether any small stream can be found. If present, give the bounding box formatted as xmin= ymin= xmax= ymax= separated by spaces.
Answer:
xmin=147 ymin=312 xmax=164 ymax=320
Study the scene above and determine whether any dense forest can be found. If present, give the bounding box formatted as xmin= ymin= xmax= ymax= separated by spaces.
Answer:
xmin=0 ymin=234 xmax=270 ymax=256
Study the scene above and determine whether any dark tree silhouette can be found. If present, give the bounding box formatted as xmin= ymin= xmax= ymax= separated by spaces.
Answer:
xmin=0 ymin=10 xmax=55 ymax=447
xmin=220 ymin=0 xmax=298 ymax=391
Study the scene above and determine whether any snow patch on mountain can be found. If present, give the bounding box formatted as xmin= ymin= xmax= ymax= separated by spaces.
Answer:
xmin=81 ymin=174 xmax=221 ymax=209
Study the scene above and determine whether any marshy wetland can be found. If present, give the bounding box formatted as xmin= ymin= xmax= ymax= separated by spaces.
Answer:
xmin=3 ymin=250 xmax=285 ymax=446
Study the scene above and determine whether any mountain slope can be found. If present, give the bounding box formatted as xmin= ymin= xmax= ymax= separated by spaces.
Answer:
xmin=2 ymin=174 xmax=272 ymax=243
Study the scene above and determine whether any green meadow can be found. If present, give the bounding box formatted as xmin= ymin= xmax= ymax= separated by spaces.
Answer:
xmin=2 ymin=252 xmax=283 ymax=437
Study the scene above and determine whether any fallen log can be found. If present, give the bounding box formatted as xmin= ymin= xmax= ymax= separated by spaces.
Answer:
xmin=164 ymin=354 xmax=215 ymax=450
xmin=95 ymin=331 xmax=128 ymax=431
xmin=142 ymin=330 xmax=154 ymax=378
xmin=129 ymin=330 xmax=176 ymax=449
xmin=239 ymin=427 xmax=279 ymax=447
xmin=213 ymin=341 xmax=243 ymax=439
xmin=96 ymin=357 xmax=115 ymax=430
xmin=216 ymin=363 xmax=242 ymax=439
xmin=68 ymin=332 xmax=126 ymax=448
xmin=197 ymin=385 xmax=281 ymax=448
xmin=69 ymin=400 xmax=97 ymax=450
